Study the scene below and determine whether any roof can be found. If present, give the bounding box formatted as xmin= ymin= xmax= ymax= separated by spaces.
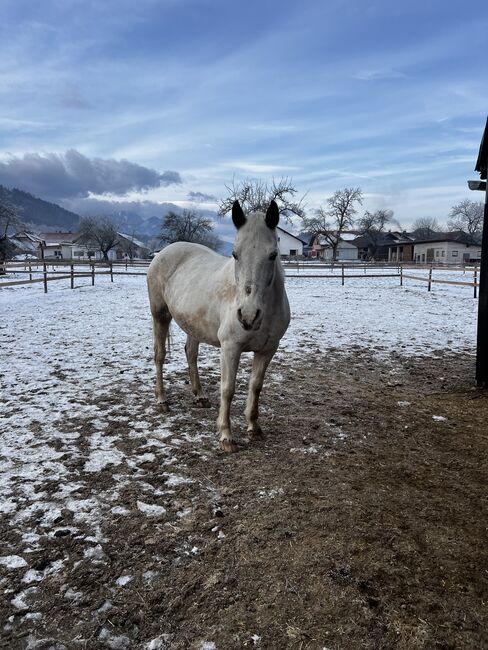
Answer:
xmin=412 ymin=231 xmax=481 ymax=246
xmin=117 ymin=232 xmax=149 ymax=249
xmin=13 ymin=230 xmax=44 ymax=243
xmin=475 ymin=116 xmax=488 ymax=179
xmin=38 ymin=232 xmax=79 ymax=245
xmin=277 ymin=226 xmax=304 ymax=244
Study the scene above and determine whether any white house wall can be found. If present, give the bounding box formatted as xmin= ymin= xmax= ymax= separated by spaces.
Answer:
xmin=277 ymin=231 xmax=303 ymax=256
xmin=414 ymin=242 xmax=482 ymax=264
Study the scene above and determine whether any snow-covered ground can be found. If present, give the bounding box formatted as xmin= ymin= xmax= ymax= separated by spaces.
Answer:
xmin=0 ymin=270 xmax=478 ymax=631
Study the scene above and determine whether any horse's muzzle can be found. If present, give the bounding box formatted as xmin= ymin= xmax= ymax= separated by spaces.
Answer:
xmin=237 ymin=308 xmax=262 ymax=331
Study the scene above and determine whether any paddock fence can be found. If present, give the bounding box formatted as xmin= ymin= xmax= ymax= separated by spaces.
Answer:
xmin=0 ymin=259 xmax=481 ymax=297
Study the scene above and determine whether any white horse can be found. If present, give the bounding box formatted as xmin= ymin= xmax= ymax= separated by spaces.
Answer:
xmin=147 ymin=200 xmax=290 ymax=452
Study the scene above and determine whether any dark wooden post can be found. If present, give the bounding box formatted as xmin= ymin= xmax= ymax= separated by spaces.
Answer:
xmin=471 ymin=116 xmax=488 ymax=386
xmin=477 ymin=184 xmax=488 ymax=385
xmin=428 ymin=266 xmax=432 ymax=292
xmin=29 ymin=262 xmax=32 ymax=282
xmin=474 ymin=267 xmax=478 ymax=300
xmin=341 ymin=263 xmax=345 ymax=286
xmin=41 ymin=244 xmax=47 ymax=293
xmin=110 ymin=262 xmax=113 ymax=282
xmin=91 ymin=263 xmax=95 ymax=286
xmin=70 ymin=264 xmax=74 ymax=289
xmin=400 ymin=264 xmax=403 ymax=286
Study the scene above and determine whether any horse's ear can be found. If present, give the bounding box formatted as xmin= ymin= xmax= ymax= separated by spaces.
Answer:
xmin=265 ymin=200 xmax=279 ymax=229
xmin=232 ymin=201 xmax=247 ymax=229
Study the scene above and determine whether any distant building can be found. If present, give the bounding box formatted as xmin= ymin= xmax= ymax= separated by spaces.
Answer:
xmin=353 ymin=232 xmax=416 ymax=262
xmin=276 ymin=227 xmax=304 ymax=257
xmin=311 ymin=231 xmax=361 ymax=261
xmin=412 ymin=232 xmax=482 ymax=264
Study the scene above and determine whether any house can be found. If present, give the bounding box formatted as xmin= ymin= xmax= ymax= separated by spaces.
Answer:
xmin=10 ymin=231 xmax=45 ymax=259
xmin=311 ymin=232 xmax=360 ymax=261
xmin=115 ymin=232 xmax=150 ymax=260
xmin=412 ymin=232 xmax=482 ymax=264
xmin=37 ymin=232 xmax=89 ymax=259
xmin=276 ymin=226 xmax=304 ymax=257
xmin=354 ymin=231 xmax=415 ymax=262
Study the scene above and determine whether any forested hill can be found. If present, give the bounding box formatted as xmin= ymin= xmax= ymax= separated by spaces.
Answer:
xmin=0 ymin=185 xmax=80 ymax=231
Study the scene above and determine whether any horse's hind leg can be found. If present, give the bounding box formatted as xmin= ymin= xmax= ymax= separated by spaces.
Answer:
xmin=185 ymin=335 xmax=210 ymax=407
xmin=151 ymin=307 xmax=172 ymax=412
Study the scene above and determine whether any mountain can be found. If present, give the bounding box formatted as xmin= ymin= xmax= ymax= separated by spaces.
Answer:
xmin=0 ymin=185 xmax=81 ymax=232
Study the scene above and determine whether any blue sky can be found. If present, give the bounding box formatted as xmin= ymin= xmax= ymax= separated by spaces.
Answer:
xmin=0 ymin=0 xmax=487 ymax=230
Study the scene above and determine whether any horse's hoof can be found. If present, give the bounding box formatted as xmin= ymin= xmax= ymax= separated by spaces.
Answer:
xmin=195 ymin=397 xmax=211 ymax=408
xmin=221 ymin=439 xmax=239 ymax=453
xmin=157 ymin=400 xmax=170 ymax=413
xmin=249 ymin=426 xmax=263 ymax=439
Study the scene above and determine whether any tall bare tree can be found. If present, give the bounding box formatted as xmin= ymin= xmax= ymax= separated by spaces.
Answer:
xmin=161 ymin=209 xmax=221 ymax=251
xmin=447 ymin=200 xmax=484 ymax=242
xmin=218 ymin=177 xmax=305 ymax=220
xmin=0 ymin=201 xmax=22 ymax=264
xmin=301 ymin=187 xmax=363 ymax=261
xmin=411 ymin=216 xmax=441 ymax=239
xmin=357 ymin=209 xmax=396 ymax=259
xmin=78 ymin=216 xmax=119 ymax=260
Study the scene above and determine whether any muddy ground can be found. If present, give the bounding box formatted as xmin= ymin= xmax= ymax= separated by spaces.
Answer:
xmin=1 ymin=349 xmax=488 ymax=650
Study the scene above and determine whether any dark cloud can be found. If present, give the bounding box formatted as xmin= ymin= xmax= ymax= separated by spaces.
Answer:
xmin=187 ymin=190 xmax=217 ymax=203
xmin=0 ymin=149 xmax=182 ymax=200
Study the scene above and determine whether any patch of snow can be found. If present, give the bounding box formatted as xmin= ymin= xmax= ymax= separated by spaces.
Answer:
xmin=433 ymin=415 xmax=447 ymax=422
xmin=0 ymin=555 xmax=28 ymax=569
xmin=115 ymin=575 xmax=132 ymax=587
xmin=98 ymin=627 xmax=131 ymax=649
xmin=144 ymin=635 xmax=172 ymax=649
xmin=137 ymin=501 xmax=166 ymax=517
xmin=164 ymin=473 xmax=193 ymax=487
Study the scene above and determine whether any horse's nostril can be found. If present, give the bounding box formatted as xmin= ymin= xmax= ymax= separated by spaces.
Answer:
xmin=237 ymin=308 xmax=243 ymax=322
xmin=254 ymin=309 xmax=261 ymax=322
xmin=245 ymin=285 xmax=252 ymax=295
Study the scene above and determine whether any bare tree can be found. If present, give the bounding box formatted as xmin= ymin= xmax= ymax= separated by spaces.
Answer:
xmin=301 ymin=187 xmax=363 ymax=261
xmin=78 ymin=216 xmax=119 ymax=261
xmin=0 ymin=201 xmax=22 ymax=264
xmin=447 ymin=200 xmax=484 ymax=242
xmin=218 ymin=177 xmax=305 ymax=220
xmin=412 ymin=216 xmax=441 ymax=239
xmin=357 ymin=209 xmax=396 ymax=259
xmin=161 ymin=209 xmax=222 ymax=251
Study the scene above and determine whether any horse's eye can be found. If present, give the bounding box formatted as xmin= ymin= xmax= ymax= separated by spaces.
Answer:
xmin=232 ymin=251 xmax=238 ymax=260
xmin=269 ymin=252 xmax=277 ymax=261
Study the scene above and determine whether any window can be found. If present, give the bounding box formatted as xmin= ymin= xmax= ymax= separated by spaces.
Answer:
xmin=441 ymin=251 xmax=445 ymax=257
xmin=289 ymin=249 xmax=297 ymax=256
xmin=452 ymin=250 xmax=458 ymax=257
xmin=435 ymin=250 xmax=440 ymax=257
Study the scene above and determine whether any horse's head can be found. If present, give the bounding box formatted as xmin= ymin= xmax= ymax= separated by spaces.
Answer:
xmin=231 ymin=200 xmax=281 ymax=331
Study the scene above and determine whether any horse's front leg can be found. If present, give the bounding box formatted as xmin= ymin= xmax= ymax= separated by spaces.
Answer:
xmin=217 ymin=344 xmax=241 ymax=453
xmin=245 ymin=348 xmax=277 ymax=439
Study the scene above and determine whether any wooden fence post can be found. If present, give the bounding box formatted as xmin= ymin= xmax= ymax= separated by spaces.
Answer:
xmin=110 ymin=262 xmax=113 ymax=282
xmin=29 ymin=262 xmax=32 ymax=282
xmin=71 ymin=264 xmax=74 ymax=289
xmin=43 ymin=261 xmax=47 ymax=293
xmin=474 ymin=267 xmax=478 ymax=299
xmin=400 ymin=265 xmax=403 ymax=286
xmin=428 ymin=267 xmax=432 ymax=292
xmin=91 ymin=264 xmax=95 ymax=286
xmin=341 ymin=263 xmax=345 ymax=286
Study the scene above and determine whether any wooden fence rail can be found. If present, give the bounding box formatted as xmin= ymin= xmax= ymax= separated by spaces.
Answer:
xmin=0 ymin=262 xmax=481 ymax=297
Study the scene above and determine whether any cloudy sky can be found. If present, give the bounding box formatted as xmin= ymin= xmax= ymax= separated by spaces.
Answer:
xmin=0 ymin=0 xmax=487 ymax=229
